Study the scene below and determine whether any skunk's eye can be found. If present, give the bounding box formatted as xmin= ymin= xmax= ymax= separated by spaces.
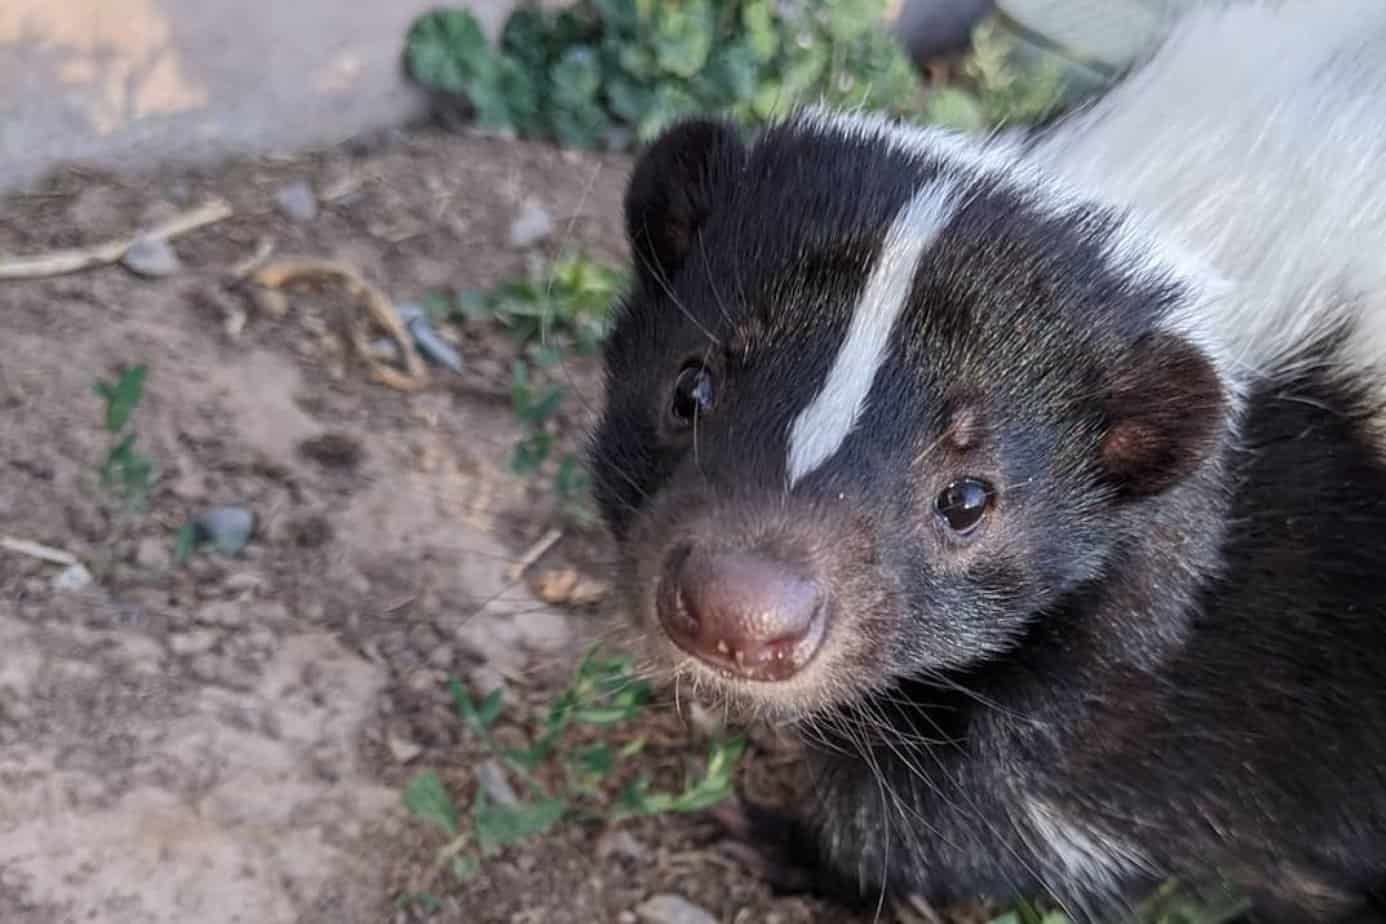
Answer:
xmin=670 ymin=363 xmax=715 ymax=425
xmin=936 ymin=478 xmax=994 ymax=534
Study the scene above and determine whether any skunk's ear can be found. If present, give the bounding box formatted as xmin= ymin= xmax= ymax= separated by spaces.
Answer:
xmin=624 ymin=117 xmax=745 ymax=287
xmin=1098 ymin=332 xmax=1225 ymax=497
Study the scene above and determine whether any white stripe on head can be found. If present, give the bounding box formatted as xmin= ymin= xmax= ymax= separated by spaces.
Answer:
xmin=785 ymin=180 xmax=959 ymax=487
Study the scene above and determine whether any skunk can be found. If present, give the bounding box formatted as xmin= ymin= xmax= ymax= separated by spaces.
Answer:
xmin=589 ymin=1 xmax=1386 ymax=920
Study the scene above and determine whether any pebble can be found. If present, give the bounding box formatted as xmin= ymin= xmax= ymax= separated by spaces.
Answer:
xmin=635 ymin=895 xmax=718 ymax=924
xmin=396 ymin=303 xmax=464 ymax=374
xmin=196 ymin=599 xmax=248 ymax=627
xmin=169 ymin=629 xmax=220 ymax=656
xmin=507 ymin=199 xmax=554 ymax=249
xmin=386 ymin=730 xmax=424 ymax=764
xmin=121 ymin=236 xmax=181 ymax=277
xmin=194 ymin=506 xmax=256 ymax=555
xmin=427 ymin=644 xmax=455 ymax=669
xmin=222 ymin=572 xmax=265 ymax=595
xmin=596 ymin=829 xmax=645 ymax=863
xmin=274 ymin=180 xmax=319 ymax=222
xmin=134 ymin=536 xmax=170 ymax=570
xmin=475 ymin=759 xmax=519 ymax=806
xmin=52 ymin=563 xmax=93 ymax=592
xmin=406 ymin=668 xmax=442 ymax=694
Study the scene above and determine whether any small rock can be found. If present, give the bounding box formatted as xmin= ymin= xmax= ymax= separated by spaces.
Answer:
xmin=475 ymin=759 xmax=518 ymax=807
xmin=196 ymin=599 xmax=248 ymax=627
xmin=596 ymin=829 xmax=645 ymax=863
xmin=134 ymin=536 xmax=170 ymax=571
xmin=406 ymin=668 xmax=440 ymax=694
xmin=618 ymin=913 xmax=638 ymax=924
xmin=274 ymin=180 xmax=319 ymax=222
xmin=427 ymin=644 xmax=455 ymax=669
xmin=635 ymin=895 xmax=718 ymax=924
xmin=121 ymin=236 xmax=181 ymax=277
xmin=194 ymin=506 xmax=256 ymax=555
xmin=222 ymin=572 xmax=265 ymax=595
xmin=52 ymin=563 xmax=93 ymax=592
xmin=169 ymin=629 xmax=219 ymax=656
xmin=508 ymin=199 xmax=553 ymax=249
xmin=386 ymin=730 xmax=424 ymax=764
xmin=397 ymin=303 xmax=464 ymax=374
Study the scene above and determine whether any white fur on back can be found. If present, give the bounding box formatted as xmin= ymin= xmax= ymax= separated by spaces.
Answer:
xmin=786 ymin=181 xmax=959 ymax=486
xmin=1032 ymin=0 xmax=1386 ymax=395
xmin=803 ymin=0 xmax=1386 ymax=416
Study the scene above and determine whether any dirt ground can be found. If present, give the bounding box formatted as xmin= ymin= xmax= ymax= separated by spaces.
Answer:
xmin=0 ymin=126 xmax=976 ymax=924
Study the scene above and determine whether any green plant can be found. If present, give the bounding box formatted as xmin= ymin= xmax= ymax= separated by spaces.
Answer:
xmin=93 ymin=364 xmax=156 ymax=511
xmin=399 ymin=645 xmax=745 ymax=897
xmin=924 ymin=19 xmax=1067 ymax=132
xmin=404 ymin=0 xmax=924 ymax=150
xmin=439 ymin=251 xmax=627 ymax=515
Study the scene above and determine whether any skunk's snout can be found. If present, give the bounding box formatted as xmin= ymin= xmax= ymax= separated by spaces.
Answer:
xmin=656 ymin=544 xmax=828 ymax=682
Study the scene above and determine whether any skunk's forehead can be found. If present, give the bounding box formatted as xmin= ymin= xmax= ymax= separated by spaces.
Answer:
xmin=723 ymin=107 xmax=1051 ymax=243
xmin=698 ymin=109 xmax=1194 ymax=342
xmin=697 ymin=109 xmax=1225 ymax=365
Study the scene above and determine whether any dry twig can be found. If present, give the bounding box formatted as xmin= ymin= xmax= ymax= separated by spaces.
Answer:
xmin=0 ymin=535 xmax=78 ymax=566
xmin=0 ymin=199 xmax=234 ymax=280
xmin=249 ymin=256 xmax=430 ymax=391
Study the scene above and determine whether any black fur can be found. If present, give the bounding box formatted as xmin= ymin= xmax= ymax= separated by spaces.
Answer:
xmin=589 ymin=114 xmax=1386 ymax=923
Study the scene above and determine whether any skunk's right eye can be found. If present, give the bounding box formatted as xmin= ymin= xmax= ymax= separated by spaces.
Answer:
xmin=935 ymin=478 xmax=994 ymax=534
xmin=670 ymin=362 xmax=715 ymax=426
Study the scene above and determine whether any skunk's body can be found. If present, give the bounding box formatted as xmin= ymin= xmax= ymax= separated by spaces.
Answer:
xmin=589 ymin=2 xmax=1386 ymax=921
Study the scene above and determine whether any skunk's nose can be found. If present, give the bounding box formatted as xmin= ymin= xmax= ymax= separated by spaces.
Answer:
xmin=657 ymin=548 xmax=826 ymax=682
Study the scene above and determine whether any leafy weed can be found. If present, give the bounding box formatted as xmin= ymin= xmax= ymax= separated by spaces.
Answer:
xmin=404 ymin=0 xmax=924 ymax=150
xmin=399 ymin=645 xmax=745 ymax=893
xmin=93 ymin=364 xmax=157 ymax=511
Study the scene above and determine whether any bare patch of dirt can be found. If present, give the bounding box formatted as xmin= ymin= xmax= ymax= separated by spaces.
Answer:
xmin=0 ymin=127 xmax=923 ymax=924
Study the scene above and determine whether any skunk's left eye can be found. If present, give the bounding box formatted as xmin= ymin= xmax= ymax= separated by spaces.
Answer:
xmin=670 ymin=363 xmax=715 ymax=426
xmin=936 ymin=478 xmax=994 ymax=534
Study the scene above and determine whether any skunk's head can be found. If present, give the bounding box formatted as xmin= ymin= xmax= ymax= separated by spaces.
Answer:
xmin=589 ymin=110 xmax=1227 ymax=717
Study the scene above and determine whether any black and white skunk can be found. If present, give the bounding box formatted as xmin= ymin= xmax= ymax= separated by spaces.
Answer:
xmin=588 ymin=1 xmax=1386 ymax=921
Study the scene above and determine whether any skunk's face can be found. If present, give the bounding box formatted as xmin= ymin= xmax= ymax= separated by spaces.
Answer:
xmin=589 ymin=112 xmax=1224 ymax=717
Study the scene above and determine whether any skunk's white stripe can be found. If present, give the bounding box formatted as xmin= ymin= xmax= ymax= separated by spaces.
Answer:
xmin=786 ymin=182 xmax=958 ymax=487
